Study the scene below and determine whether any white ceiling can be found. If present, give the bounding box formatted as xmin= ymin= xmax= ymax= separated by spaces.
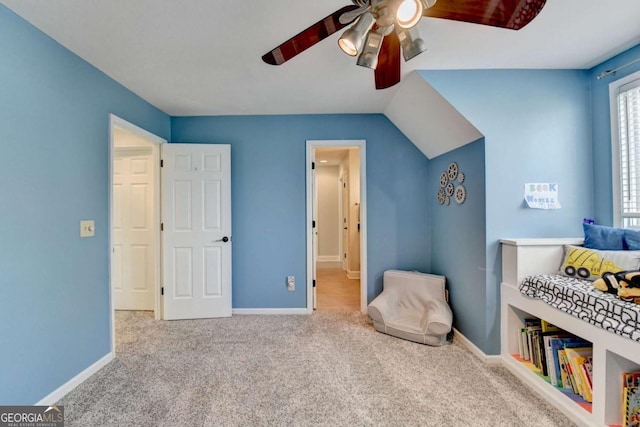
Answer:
xmin=316 ymin=147 xmax=349 ymax=166
xmin=3 ymin=0 xmax=640 ymax=116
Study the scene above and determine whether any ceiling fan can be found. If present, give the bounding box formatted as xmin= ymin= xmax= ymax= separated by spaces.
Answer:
xmin=262 ymin=0 xmax=547 ymax=89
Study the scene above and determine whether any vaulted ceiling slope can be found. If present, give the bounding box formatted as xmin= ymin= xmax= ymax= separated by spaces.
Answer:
xmin=2 ymin=1 xmax=640 ymax=116
xmin=385 ymin=72 xmax=481 ymax=159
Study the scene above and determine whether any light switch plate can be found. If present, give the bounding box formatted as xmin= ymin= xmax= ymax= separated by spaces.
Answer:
xmin=80 ymin=220 xmax=95 ymax=237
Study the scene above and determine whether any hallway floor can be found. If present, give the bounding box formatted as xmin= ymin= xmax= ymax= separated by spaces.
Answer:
xmin=316 ymin=262 xmax=360 ymax=311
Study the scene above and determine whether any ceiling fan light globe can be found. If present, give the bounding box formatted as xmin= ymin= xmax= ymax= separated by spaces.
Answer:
xmin=403 ymin=42 xmax=426 ymax=61
xmin=357 ymin=30 xmax=383 ymax=69
xmin=357 ymin=52 xmax=378 ymax=69
xmin=396 ymin=0 xmax=423 ymax=29
xmin=338 ymin=12 xmax=376 ymax=56
xmin=402 ymin=37 xmax=426 ymax=61
xmin=398 ymin=27 xmax=427 ymax=61
xmin=338 ymin=32 xmax=360 ymax=56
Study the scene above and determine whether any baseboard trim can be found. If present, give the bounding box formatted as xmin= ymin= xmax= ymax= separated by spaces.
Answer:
xmin=347 ymin=270 xmax=360 ymax=279
xmin=317 ymin=255 xmax=340 ymax=262
xmin=35 ymin=352 xmax=114 ymax=405
xmin=232 ymin=308 xmax=308 ymax=315
xmin=453 ymin=328 xmax=502 ymax=365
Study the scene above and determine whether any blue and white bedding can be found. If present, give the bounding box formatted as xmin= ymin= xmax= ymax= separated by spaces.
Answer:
xmin=520 ymin=274 xmax=640 ymax=343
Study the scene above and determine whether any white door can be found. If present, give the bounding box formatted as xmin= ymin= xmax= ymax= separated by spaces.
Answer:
xmin=162 ymin=144 xmax=232 ymax=320
xmin=112 ymin=147 xmax=155 ymax=310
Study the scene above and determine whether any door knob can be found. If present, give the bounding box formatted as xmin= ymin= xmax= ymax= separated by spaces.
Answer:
xmin=213 ymin=236 xmax=230 ymax=243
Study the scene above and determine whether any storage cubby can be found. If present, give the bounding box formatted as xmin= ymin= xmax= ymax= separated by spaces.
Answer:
xmin=603 ymin=352 xmax=640 ymax=426
xmin=509 ymin=307 xmax=594 ymax=410
xmin=502 ymin=303 xmax=595 ymax=425
xmin=500 ymin=238 xmax=640 ymax=427
xmin=510 ymin=352 xmax=593 ymax=410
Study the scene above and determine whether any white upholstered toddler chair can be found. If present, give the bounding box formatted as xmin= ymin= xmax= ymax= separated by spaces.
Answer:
xmin=368 ymin=270 xmax=453 ymax=346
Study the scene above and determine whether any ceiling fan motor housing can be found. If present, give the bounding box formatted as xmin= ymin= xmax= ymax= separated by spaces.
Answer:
xmin=374 ymin=4 xmax=395 ymax=28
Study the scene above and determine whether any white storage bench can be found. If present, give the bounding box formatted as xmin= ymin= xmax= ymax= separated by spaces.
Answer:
xmin=500 ymin=238 xmax=640 ymax=427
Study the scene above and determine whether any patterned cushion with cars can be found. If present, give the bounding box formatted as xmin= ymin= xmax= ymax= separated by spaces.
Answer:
xmin=558 ymin=245 xmax=640 ymax=281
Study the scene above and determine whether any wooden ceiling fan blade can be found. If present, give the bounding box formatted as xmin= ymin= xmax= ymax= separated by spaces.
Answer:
xmin=423 ymin=0 xmax=547 ymax=30
xmin=262 ymin=5 xmax=360 ymax=65
xmin=375 ymin=30 xmax=401 ymax=90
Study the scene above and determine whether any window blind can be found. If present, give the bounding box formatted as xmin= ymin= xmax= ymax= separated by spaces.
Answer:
xmin=618 ymin=78 xmax=640 ymax=227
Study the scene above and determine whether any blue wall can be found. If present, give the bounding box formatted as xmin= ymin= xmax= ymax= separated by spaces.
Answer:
xmin=171 ymin=115 xmax=431 ymax=308
xmin=590 ymin=44 xmax=640 ymax=225
xmin=429 ymin=138 xmax=486 ymax=347
xmin=0 ymin=6 xmax=170 ymax=404
xmin=421 ymin=70 xmax=593 ymax=353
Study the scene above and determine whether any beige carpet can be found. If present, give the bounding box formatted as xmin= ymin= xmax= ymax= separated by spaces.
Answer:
xmin=58 ymin=311 xmax=574 ymax=426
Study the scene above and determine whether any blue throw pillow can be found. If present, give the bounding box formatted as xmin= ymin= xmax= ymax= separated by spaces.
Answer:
xmin=583 ymin=223 xmax=626 ymax=250
xmin=624 ymin=228 xmax=640 ymax=250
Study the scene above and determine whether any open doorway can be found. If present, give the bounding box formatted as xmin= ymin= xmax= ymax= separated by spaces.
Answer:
xmin=109 ymin=115 xmax=166 ymax=352
xmin=306 ymin=140 xmax=367 ymax=313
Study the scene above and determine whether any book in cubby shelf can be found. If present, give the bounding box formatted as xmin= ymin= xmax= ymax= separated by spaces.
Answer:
xmin=514 ymin=317 xmax=594 ymax=411
xmin=622 ymin=371 xmax=640 ymax=427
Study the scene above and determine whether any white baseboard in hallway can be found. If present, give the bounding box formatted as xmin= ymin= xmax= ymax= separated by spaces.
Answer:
xmin=232 ymin=308 xmax=308 ymax=315
xmin=347 ymin=270 xmax=360 ymax=279
xmin=317 ymin=255 xmax=340 ymax=262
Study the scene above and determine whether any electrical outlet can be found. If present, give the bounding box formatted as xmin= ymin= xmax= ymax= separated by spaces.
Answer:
xmin=80 ymin=220 xmax=95 ymax=238
xmin=287 ymin=276 xmax=295 ymax=291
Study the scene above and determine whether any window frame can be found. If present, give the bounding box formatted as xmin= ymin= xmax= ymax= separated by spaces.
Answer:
xmin=610 ymin=70 xmax=640 ymax=228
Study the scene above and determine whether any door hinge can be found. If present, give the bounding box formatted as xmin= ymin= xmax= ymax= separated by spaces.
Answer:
xmin=160 ymin=223 xmax=164 ymax=231
xmin=160 ymin=159 xmax=164 ymax=167
xmin=313 ymin=279 xmax=316 ymax=288
xmin=312 ymin=162 xmax=315 ymax=170
xmin=312 ymin=220 xmax=316 ymax=228
xmin=161 ymin=287 xmax=164 ymax=296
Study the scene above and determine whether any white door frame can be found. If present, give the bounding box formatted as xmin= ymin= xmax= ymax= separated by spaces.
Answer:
xmin=306 ymin=140 xmax=368 ymax=314
xmin=108 ymin=114 xmax=166 ymax=353
xmin=338 ymin=173 xmax=345 ymax=270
